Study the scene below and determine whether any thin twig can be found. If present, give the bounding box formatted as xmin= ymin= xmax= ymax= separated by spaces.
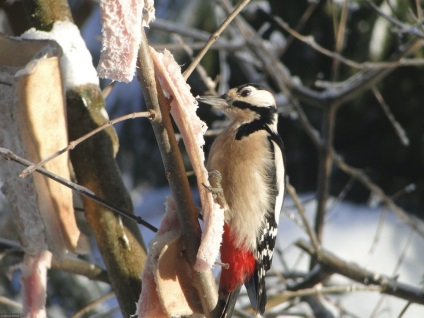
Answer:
xmin=296 ymin=239 xmax=424 ymax=305
xmin=223 ymin=0 xmax=423 ymax=108
xmin=0 ymin=147 xmax=158 ymax=233
xmin=368 ymin=208 xmax=388 ymax=255
xmin=269 ymin=12 xmax=362 ymax=70
xmin=314 ymin=106 xmax=337 ymax=251
xmin=415 ymin=0 xmax=423 ymax=21
xmin=372 ymin=87 xmax=409 ymax=146
xmin=51 ymin=258 xmax=110 ymax=284
xmin=173 ymin=34 xmax=218 ymax=95
xmin=370 ymin=228 xmax=415 ymax=317
xmin=286 ymin=182 xmax=320 ymax=251
xmin=20 ymin=111 xmax=154 ymax=177
xmin=152 ymin=41 xmax=243 ymax=51
xmin=0 ymin=296 xmax=22 ymax=309
xmin=279 ymin=1 xmax=319 ymax=56
xmin=392 ymin=229 xmax=415 ymax=277
xmin=333 ymin=152 xmax=424 ymax=240
xmin=366 ymin=0 xmax=424 ymax=38
xmin=183 ymin=0 xmax=251 ymax=80
xmin=218 ymin=0 xmax=326 ymax=156
xmin=138 ymin=29 xmax=218 ymax=316
xmin=271 ymin=284 xmax=381 ymax=305
xmin=152 ymin=18 xmax=225 ymax=43
xmin=70 ymin=291 xmax=115 ymax=318
xmin=102 ymin=81 xmax=116 ymax=99
xmin=331 ymin=0 xmax=349 ymax=81
xmin=0 ymin=237 xmax=111 ymax=284
xmin=369 ymin=183 xmax=415 ymax=255
xmin=270 ymin=13 xmax=424 ymax=71
xmin=398 ymin=301 xmax=412 ymax=318
xmin=326 ymin=177 xmax=355 ymax=220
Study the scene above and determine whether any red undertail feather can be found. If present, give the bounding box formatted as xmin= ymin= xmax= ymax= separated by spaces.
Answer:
xmin=219 ymin=223 xmax=256 ymax=294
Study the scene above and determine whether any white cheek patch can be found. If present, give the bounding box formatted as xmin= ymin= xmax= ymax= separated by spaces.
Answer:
xmin=245 ymin=90 xmax=276 ymax=107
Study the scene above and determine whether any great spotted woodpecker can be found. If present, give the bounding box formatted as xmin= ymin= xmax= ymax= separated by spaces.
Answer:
xmin=198 ymin=84 xmax=286 ymax=317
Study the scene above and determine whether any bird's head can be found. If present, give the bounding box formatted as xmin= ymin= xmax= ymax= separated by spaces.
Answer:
xmin=198 ymin=84 xmax=277 ymax=124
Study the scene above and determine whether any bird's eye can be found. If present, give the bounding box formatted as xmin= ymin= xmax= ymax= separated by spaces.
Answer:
xmin=240 ymin=89 xmax=251 ymax=97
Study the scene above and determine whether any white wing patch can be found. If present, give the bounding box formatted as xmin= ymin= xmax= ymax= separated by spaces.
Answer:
xmin=273 ymin=140 xmax=285 ymax=224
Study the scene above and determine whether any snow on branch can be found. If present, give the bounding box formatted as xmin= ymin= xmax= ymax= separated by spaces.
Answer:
xmin=21 ymin=21 xmax=98 ymax=90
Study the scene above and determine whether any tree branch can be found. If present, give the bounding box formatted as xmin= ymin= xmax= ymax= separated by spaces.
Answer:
xmin=313 ymin=106 xmax=337 ymax=252
xmin=333 ymin=153 xmax=424 ymax=240
xmin=21 ymin=111 xmax=154 ymax=177
xmin=137 ymin=29 xmax=218 ymax=317
xmin=286 ymin=182 xmax=320 ymax=251
xmin=20 ymin=3 xmax=148 ymax=316
xmin=296 ymin=239 xmax=424 ymax=305
xmin=219 ymin=0 xmax=423 ymax=108
xmin=183 ymin=0 xmax=251 ymax=80
xmin=67 ymin=86 xmax=147 ymax=317
xmin=0 ymin=235 xmax=110 ymax=284
xmin=0 ymin=147 xmax=157 ymax=232
xmin=70 ymin=291 xmax=114 ymax=318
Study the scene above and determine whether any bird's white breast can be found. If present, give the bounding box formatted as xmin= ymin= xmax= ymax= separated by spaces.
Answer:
xmin=207 ymin=125 xmax=275 ymax=252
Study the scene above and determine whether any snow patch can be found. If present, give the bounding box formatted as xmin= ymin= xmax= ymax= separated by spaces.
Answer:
xmin=21 ymin=21 xmax=98 ymax=89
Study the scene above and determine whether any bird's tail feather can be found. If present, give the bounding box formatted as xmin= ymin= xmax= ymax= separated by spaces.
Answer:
xmin=218 ymin=286 xmax=242 ymax=318
xmin=245 ymin=268 xmax=267 ymax=315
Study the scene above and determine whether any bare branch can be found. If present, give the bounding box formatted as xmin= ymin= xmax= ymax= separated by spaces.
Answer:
xmin=270 ymin=14 xmax=363 ymax=70
xmin=152 ymin=41 xmax=243 ymax=51
xmin=333 ymin=153 xmax=424 ymax=240
xmin=0 ymin=147 xmax=158 ymax=232
xmin=296 ymin=239 xmax=424 ymax=305
xmin=0 ymin=296 xmax=22 ymax=310
xmin=152 ymin=18 xmax=225 ymax=43
xmin=398 ymin=302 xmax=413 ymax=318
xmin=273 ymin=284 xmax=381 ymax=304
xmin=220 ymin=0 xmax=423 ymax=108
xmin=366 ymin=0 xmax=424 ymax=38
xmin=271 ymin=13 xmax=424 ymax=73
xmin=314 ymin=106 xmax=337 ymax=250
xmin=137 ymin=29 xmax=218 ymax=316
xmin=70 ymin=291 xmax=114 ymax=318
xmin=20 ymin=111 xmax=154 ymax=177
xmin=372 ymin=87 xmax=409 ymax=146
xmin=286 ymin=182 xmax=320 ymax=251
xmin=368 ymin=208 xmax=388 ymax=255
xmin=280 ymin=1 xmax=319 ymax=56
xmin=173 ymin=35 xmax=218 ymax=94
xmin=331 ymin=0 xmax=349 ymax=81
xmin=51 ymin=258 xmax=110 ymax=284
xmin=183 ymin=0 xmax=252 ymax=80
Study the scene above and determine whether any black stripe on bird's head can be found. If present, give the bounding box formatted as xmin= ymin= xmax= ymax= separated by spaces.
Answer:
xmin=198 ymin=84 xmax=277 ymax=124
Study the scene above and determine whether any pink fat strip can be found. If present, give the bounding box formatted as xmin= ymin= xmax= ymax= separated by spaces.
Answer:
xmin=97 ymin=0 xmax=143 ymax=82
xmin=137 ymin=197 xmax=179 ymax=318
xmin=149 ymin=48 xmax=224 ymax=272
xmin=22 ymin=251 xmax=52 ymax=318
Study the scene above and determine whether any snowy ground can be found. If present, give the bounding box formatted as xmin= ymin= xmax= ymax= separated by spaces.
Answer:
xmin=134 ymin=187 xmax=424 ymax=317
